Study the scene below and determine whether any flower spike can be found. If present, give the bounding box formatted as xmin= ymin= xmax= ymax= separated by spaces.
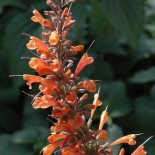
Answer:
xmin=10 ymin=0 xmax=153 ymax=154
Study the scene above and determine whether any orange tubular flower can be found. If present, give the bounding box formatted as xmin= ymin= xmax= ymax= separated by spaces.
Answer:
xmin=49 ymin=31 xmax=60 ymax=45
xmin=39 ymin=79 xmax=62 ymax=95
xmin=72 ymin=45 xmax=84 ymax=52
xmin=90 ymin=91 xmax=102 ymax=120
xmin=31 ymin=9 xmax=53 ymax=27
xmin=96 ymin=130 xmax=108 ymax=142
xmin=48 ymin=133 xmax=67 ymax=143
xmin=31 ymin=10 xmax=44 ymax=24
xmin=26 ymin=36 xmax=54 ymax=59
xmin=23 ymin=74 xmax=43 ymax=89
xmin=29 ymin=58 xmax=53 ymax=75
xmin=32 ymin=95 xmax=62 ymax=109
xmin=42 ymin=142 xmax=62 ymax=155
xmin=61 ymin=8 xmax=69 ymax=17
xmin=29 ymin=58 xmax=61 ymax=76
xmin=52 ymin=106 xmax=72 ymax=119
xmin=75 ymin=53 xmax=94 ymax=76
xmin=131 ymin=145 xmax=146 ymax=155
xmin=65 ymin=91 xmax=77 ymax=104
xmin=110 ymin=134 xmax=137 ymax=146
xmin=99 ymin=108 xmax=108 ymax=130
xmin=27 ymin=36 xmax=49 ymax=52
xmin=42 ymin=19 xmax=53 ymax=27
xmin=77 ymin=80 xmax=96 ymax=93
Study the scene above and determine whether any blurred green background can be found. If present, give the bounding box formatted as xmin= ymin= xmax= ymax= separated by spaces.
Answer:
xmin=0 ymin=0 xmax=155 ymax=154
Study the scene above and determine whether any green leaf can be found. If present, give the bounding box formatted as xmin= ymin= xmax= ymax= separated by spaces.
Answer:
xmin=129 ymin=67 xmax=155 ymax=83
xmin=89 ymin=0 xmax=144 ymax=46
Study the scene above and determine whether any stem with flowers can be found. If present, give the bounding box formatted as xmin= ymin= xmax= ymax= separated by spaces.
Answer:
xmin=19 ymin=0 xmax=152 ymax=154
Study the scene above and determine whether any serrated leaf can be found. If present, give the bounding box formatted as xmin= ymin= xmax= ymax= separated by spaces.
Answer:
xmin=129 ymin=67 xmax=155 ymax=83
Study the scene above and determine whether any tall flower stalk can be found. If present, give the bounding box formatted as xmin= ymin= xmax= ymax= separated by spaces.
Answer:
xmin=19 ymin=0 xmax=152 ymax=154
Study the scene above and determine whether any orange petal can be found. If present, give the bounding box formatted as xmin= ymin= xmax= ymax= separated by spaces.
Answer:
xmin=29 ymin=58 xmax=52 ymax=75
xmin=42 ymin=142 xmax=61 ymax=155
xmin=75 ymin=53 xmax=94 ymax=76
xmin=131 ymin=145 xmax=146 ymax=155
xmin=37 ymin=49 xmax=54 ymax=59
xmin=68 ymin=115 xmax=85 ymax=129
xmin=99 ymin=108 xmax=108 ymax=130
xmin=27 ymin=36 xmax=49 ymax=53
xmin=52 ymin=106 xmax=71 ymax=118
xmin=119 ymin=148 xmax=125 ymax=155
xmin=90 ymin=90 xmax=102 ymax=120
xmin=31 ymin=10 xmax=44 ymax=24
xmin=79 ymin=93 xmax=88 ymax=102
xmin=48 ymin=133 xmax=67 ymax=143
xmin=77 ymin=80 xmax=96 ymax=93
xmin=62 ymin=31 xmax=67 ymax=40
xmin=32 ymin=95 xmax=62 ymax=109
xmin=62 ymin=142 xmax=86 ymax=155
xmin=64 ymin=69 xmax=72 ymax=79
xmin=110 ymin=134 xmax=136 ymax=146
xmin=51 ymin=122 xmax=73 ymax=133
xmin=97 ymin=130 xmax=108 ymax=142
xmin=42 ymin=19 xmax=53 ymax=27
xmin=49 ymin=31 xmax=60 ymax=45
xmin=64 ymin=16 xmax=72 ymax=27
xmin=61 ymin=8 xmax=69 ymax=17
xmin=65 ymin=91 xmax=77 ymax=104
xmin=23 ymin=74 xmax=43 ymax=89
xmin=72 ymin=45 xmax=84 ymax=52
xmin=39 ymin=79 xmax=61 ymax=95
xmin=29 ymin=58 xmax=61 ymax=76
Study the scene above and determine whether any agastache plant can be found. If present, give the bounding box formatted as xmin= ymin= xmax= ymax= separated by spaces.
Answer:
xmin=14 ymin=0 xmax=152 ymax=154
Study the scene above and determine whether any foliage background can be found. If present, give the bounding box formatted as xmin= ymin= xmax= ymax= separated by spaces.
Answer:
xmin=0 ymin=0 xmax=155 ymax=154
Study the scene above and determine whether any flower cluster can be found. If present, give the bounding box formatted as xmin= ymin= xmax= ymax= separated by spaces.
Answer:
xmin=22 ymin=0 xmax=151 ymax=154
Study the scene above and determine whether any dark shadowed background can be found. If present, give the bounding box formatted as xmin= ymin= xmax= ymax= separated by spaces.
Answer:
xmin=0 ymin=0 xmax=155 ymax=154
